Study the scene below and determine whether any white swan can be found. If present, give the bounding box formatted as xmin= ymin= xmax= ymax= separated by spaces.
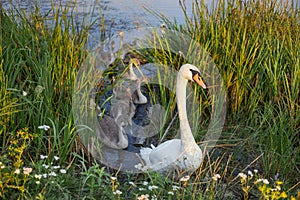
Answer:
xmin=140 ymin=64 xmax=207 ymax=173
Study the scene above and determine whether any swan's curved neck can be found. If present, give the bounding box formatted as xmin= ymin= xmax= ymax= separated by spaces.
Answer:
xmin=176 ymin=72 xmax=196 ymax=148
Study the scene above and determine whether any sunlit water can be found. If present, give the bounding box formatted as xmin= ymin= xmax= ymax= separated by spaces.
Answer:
xmin=1 ymin=0 xmax=216 ymax=45
xmin=1 ymin=0 xmax=298 ymax=46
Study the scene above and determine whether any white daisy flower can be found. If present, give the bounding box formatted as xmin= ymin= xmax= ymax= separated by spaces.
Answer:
xmin=42 ymin=164 xmax=49 ymax=169
xmin=143 ymin=181 xmax=148 ymax=186
xmin=172 ymin=185 xmax=180 ymax=191
xmin=35 ymin=174 xmax=42 ymax=179
xmin=134 ymin=163 xmax=143 ymax=170
xmin=53 ymin=156 xmax=59 ymax=161
xmin=14 ymin=169 xmax=21 ymax=174
xmin=263 ymin=179 xmax=269 ymax=184
xmin=40 ymin=155 xmax=48 ymax=160
xmin=212 ymin=174 xmax=221 ymax=181
xmin=180 ymin=175 xmax=190 ymax=182
xmin=22 ymin=91 xmax=28 ymax=96
xmin=113 ymin=190 xmax=122 ymax=195
xmin=38 ymin=125 xmax=50 ymax=131
xmin=23 ymin=167 xmax=32 ymax=175
xmin=128 ymin=181 xmax=136 ymax=187
xmin=238 ymin=172 xmax=247 ymax=180
xmin=148 ymin=185 xmax=158 ymax=191
xmin=49 ymin=171 xmax=57 ymax=177
xmin=248 ymin=170 xmax=254 ymax=177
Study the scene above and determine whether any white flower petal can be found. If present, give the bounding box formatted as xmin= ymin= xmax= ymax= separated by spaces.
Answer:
xmin=14 ymin=169 xmax=21 ymax=174
xmin=172 ymin=185 xmax=180 ymax=191
xmin=49 ymin=171 xmax=57 ymax=177
xmin=38 ymin=125 xmax=50 ymax=131
xmin=40 ymin=155 xmax=48 ymax=160
xmin=263 ymin=179 xmax=269 ymax=184
xmin=23 ymin=167 xmax=32 ymax=175
xmin=143 ymin=181 xmax=148 ymax=186
xmin=248 ymin=170 xmax=253 ymax=177
xmin=238 ymin=172 xmax=247 ymax=180
xmin=53 ymin=156 xmax=59 ymax=161
xmin=129 ymin=181 xmax=136 ymax=186
xmin=113 ymin=190 xmax=122 ymax=195
xmin=35 ymin=174 xmax=42 ymax=179
xmin=180 ymin=175 xmax=190 ymax=182
xmin=42 ymin=164 xmax=49 ymax=169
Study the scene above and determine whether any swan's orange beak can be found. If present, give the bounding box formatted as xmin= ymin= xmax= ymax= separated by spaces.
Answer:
xmin=193 ymin=73 xmax=207 ymax=89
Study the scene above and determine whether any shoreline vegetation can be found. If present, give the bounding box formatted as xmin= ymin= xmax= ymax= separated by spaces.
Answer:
xmin=0 ymin=0 xmax=299 ymax=199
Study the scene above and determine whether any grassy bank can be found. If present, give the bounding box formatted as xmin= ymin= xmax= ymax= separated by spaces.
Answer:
xmin=180 ymin=0 xmax=300 ymax=186
xmin=0 ymin=0 xmax=299 ymax=199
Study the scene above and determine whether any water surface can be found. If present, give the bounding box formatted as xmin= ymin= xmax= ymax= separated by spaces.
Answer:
xmin=2 ymin=0 xmax=298 ymax=45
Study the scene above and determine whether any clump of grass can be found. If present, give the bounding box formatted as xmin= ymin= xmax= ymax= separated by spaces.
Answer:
xmin=178 ymin=0 xmax=300 ymax=118
xmin=171 ymin=0 xmax=300 ymax=188
xmin=1 ymin=2 xmax=91 ymax=163
xmin=0 ymin=47 xmax=19 ymax=144
xmin=237 ymin=170 xmax=298 ymax=200
xmin=0 ymin=127 xmax=36 ymax=198
xmin=147 ymin=0 xmax=299 ymax=196
xmin=0 ymin=2 xmax=93 ymax=198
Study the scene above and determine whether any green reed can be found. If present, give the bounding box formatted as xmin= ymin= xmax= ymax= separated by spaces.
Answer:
xmin=148 ymin=0 xmax=300 ymax=191
xmin=0 ymin=3 xmax=91 ymax=162
xmin=174 ymin=0 xmax=299 ymax=185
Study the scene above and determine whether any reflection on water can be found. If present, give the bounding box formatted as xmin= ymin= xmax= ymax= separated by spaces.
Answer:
xmin=1 ymin=0 xmax=205 ymax=44
xmin=3 ymin=0 xmax=298 ymax=45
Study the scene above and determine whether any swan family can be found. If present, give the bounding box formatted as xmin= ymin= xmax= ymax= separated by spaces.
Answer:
xmin=95 ymin=30 xmax=207 ymax=173
xmin=96 ymin=62 xmax=206 ymax=174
